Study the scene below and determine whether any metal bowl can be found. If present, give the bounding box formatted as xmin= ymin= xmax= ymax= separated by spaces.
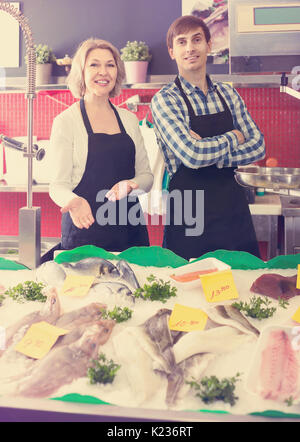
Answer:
xmin=234 ymin=166 xmax=300 ymax=190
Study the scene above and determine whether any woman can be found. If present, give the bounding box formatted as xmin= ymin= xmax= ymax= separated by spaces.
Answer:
xmin=49 ymin=38 xmax=153 ymax=252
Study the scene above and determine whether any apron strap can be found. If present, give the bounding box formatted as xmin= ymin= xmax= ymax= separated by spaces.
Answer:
xmin=214 ymin=86 xmax=232 ymax=115
xmin=109 ymin=101 xmax=127 ymax=134
xmin=80 ymin=98 xmax=127 ymax=135
xmin=80 ymin=98 xmax=94 ymax=135
xmin=175 ymin=76 xmax=196 ymax=118
xmin=175 ymin=76 xmax=232 ymax=120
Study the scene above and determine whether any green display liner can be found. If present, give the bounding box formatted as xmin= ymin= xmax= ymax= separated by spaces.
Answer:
xmin=2 ymin=245 xmax=300 ymax=419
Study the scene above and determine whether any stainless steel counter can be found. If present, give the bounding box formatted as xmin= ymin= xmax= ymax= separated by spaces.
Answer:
xmin=1 ymin=73 xmax=294 ymax=92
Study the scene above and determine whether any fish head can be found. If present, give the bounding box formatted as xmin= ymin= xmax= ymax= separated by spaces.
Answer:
xmin=75 ymin=320 xmax=114 ymax=357
xmin=41 ymin=287 xmax=60 ymax=319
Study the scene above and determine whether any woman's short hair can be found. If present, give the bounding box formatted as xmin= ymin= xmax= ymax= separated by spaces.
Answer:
xmin=166 ymin=15 xmax=211 ymax=49
xmin=67 ymin=38 xmax=125 ymax=98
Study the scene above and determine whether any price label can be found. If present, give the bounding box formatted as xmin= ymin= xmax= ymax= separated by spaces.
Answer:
xmin=297 ymin=264 xmax=300 ymax=289
xmin=60 ymin=274 xmax=95 ymax=297
xmin=199 ymin=269 xmax=239 ymax=303
xmin=292 ymin=306 xmax=300 ymax=324
xmin=14 ymin=321 xmax=69 ymax=359
xmin=168 ymin=303 xmax=208 ymax=332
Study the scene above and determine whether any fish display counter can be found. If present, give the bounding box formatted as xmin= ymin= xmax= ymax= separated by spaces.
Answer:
xmin=0 ymin=246 xmax=300 ymax=422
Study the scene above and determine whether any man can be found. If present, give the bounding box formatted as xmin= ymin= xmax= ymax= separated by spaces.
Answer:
xmin=151 ymin=15 xmax=265 ymax=260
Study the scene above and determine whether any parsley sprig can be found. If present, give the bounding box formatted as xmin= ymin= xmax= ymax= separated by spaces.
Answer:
xmin=100 ymin=306 xmax=133 ymax=323
xmin=187 ymin=373 xmax=241 ymax=406
xmin=133 ymin=274 xmax=177 ymax=303
xmin=4 ymin=281 xmax=46 ymax=303
xmin=232 ymin=295 xmax=289 ymax=320
xmin=87 ymin=353 xmax=120 ymax=385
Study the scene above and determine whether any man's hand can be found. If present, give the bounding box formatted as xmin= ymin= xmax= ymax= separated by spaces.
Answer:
xmin=232 ymin=129 xmax=245 ymax=145
xmin=190 ymin=129 xmax=202 ymax=140
xmin=61 ymin=196 xmax=95 ymax=229
xmin=105 ymin=180 xmax=138 ymax=202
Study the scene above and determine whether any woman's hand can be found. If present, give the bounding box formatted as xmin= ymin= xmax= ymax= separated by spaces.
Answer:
xmin=105 ymin=180 xmax=138 ymax=202
xmin=61 ymin=196 xmax=95 ymax=229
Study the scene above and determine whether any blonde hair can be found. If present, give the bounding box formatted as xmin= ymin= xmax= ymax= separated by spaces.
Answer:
xmin=67 ymin=38 xmax=125 ymax=98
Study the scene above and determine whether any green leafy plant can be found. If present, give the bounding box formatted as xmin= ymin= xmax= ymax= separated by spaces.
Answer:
xmin=100 ymin=306 xmax=133 ymax=323
xmin=4 ymin=281 xmax=46 ymax=303
xmin=187 ymin=373 xmax=241 ymax=406
xmin=120 ymin=41 xmax=152 ymax=62
xmin=133 ymin=274 xmax=177 ymax=303
xmin=87 ymin=353 xmax=120 ymax=385
xmin=232 ymin=296 xmax=276 ymax=320
xmin=34 ymin=44 xmax=56 ymax=64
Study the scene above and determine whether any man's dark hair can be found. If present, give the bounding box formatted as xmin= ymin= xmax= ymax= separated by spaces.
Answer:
xmin=167 ymin=15 xmax=211 ymax=49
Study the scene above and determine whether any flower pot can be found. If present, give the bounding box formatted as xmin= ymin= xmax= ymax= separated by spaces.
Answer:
xmin=124 ymin=61 xmax=148 ymax=84
xmin=36 ymin=63 xmax=52 ymax=85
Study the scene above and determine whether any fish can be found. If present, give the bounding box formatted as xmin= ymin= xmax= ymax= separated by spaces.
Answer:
xmin=112 ymin=326 xmax=167 ymax=405
xmin=143 ymin=308 xmax=180 ymax=370
xmin=166 ymin=353 xmax=215 ymax=406
xmin=0 ymin=287 xmax=60 ymax=357
xmin=54 ymin=302 xmax=106 ymax=329
xmin=35 ymin=261 xmax=66 ymax=288
xmin=116 ymin=259 xmax=140 ymax=290
xmin=91 ymin=281 xmax=135 ymax=304
xmin=62 ymin=257 xmax=120 ymax=278
xmin=251 ymin=273 xmax=300 ymax=300
xmin=172 ymin=326 xmax=252 ymax=365
xmin=15 ymin=319 xmax=115 ymax=398
xmin=259 ymin=329 xmax=299 ymax=401
xmin=206 ymin=305 xmax=260 ymax=337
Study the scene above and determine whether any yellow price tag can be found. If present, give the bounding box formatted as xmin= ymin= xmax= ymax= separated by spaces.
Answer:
xmin=292 ymin=306 xmax=300 ymax=324
xmin=60 ymin=274 xmax=95 ymax=297
xmin=297 ymin=264 xmax=300 ymax=289
xmin=168 ymin=303 xmax=208 ymax=332
xmin=14 ymin=321 xmax=69 ymax=359
xmin=199 ymin=269 xmax=239 ymax=303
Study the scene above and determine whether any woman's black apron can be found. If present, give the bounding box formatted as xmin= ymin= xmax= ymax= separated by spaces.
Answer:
xmin=164 ymin=76 xmax=260 ymax=260
xmin=61 ymin=99 xmax=149 ymax=251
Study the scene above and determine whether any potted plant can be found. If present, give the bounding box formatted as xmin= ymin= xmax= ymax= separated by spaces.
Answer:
xmin=34 ymin=44 xmax=56 ymax=85
xmin=120 ymin=41 xmax=151 ymax=84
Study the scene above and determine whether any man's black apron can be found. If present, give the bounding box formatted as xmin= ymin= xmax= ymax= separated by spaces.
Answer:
xmin=164 ymin=76 xmax=260 ymax=260
xmin=61 ymin=99 xmax=149 ymax=251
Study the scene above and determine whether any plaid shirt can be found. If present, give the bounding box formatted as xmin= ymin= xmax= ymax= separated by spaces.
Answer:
xmin=151 ymin=75 xmax=265 ymax=177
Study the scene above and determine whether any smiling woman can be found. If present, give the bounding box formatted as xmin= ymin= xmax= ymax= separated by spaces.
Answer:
xmin=67 ymin=38 xmax=125 ymax=99
xmin=48 ymin=37 xmax=153 ymax=256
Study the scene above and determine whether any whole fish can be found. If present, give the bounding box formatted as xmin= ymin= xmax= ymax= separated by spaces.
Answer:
xmin=116 ymin=259 xmax=140 ymax=290
xmin=92 ymin=281 xmax=135 ymax=304
xmin=35 ymin=261 xmax=66 ymax=287
xmin=62 ymin=257 xmax=120 ymax=278
xmin=0 ymin=288 xmax=60 ymax=357
xmin=16 ymin=319 xmax=115 ymax=398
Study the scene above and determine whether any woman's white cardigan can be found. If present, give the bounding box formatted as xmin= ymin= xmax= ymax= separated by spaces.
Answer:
xmin=49 ymin=102 xmax=154 ymax=208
